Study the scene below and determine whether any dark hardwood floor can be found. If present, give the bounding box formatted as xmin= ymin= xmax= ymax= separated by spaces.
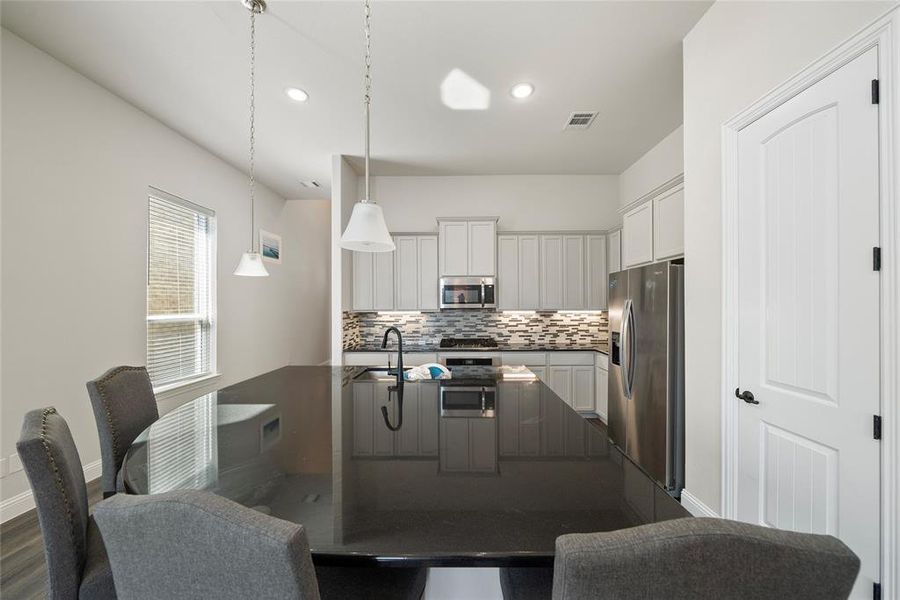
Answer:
xmin=0 ymin=478 xmax=102 ymax=599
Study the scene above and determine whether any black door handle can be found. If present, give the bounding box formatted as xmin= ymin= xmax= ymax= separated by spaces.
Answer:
xmin=735 ymin=388 xmax=758 ymax=405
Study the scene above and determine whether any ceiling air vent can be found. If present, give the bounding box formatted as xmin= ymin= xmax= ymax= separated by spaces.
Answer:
xmin=299 ymin=180 xmax=321 ymax=189
xmin=564 ymin=111 xmax=598 ymax=130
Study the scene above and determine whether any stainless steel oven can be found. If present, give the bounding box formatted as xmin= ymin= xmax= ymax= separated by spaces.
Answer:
xmin=439 ymin=277 xmax=496 ymax=309
xmin=440 ymin=383 xmax=496 ymax=418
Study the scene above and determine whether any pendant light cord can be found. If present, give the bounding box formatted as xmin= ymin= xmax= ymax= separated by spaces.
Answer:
xmin=363 ymin=0 xmax=371 ymax=203
xmin=248 ymin=5 xmax=257 ymax=252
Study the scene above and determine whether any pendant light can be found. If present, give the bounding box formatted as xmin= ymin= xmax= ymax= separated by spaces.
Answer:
xmin=234 ymin=0 xmax=270 ymax=276
xmin=339 ymin=0 xmax=395 ymax=253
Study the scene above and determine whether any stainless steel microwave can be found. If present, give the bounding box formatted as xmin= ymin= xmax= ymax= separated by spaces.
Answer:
xmin=439 ymin=277 xmax=496 ymax=309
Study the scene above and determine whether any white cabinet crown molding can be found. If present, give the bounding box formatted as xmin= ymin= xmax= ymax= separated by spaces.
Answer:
xmin=618 ymin=173 xmax=685 ymax=215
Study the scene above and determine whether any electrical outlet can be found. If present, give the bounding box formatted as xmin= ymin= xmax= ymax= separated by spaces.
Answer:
xmin=0 ymin=457 xmax=8 ymax=478
xmin=9 ymin=452 xmax=23 ymax=474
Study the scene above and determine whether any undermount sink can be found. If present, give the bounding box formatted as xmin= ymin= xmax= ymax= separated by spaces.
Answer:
xmin=353 ymin=367 xmax=413 ymax=382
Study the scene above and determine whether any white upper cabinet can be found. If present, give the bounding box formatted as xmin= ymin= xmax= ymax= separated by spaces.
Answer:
xmin=438 ymin=218 xmax=497 ymax=276
xmin=586 ymin=234 xmax=608 ymax=310
xmin=622 ymin=201 xmax=654 ymax=268
xmin=468 ymin=220 xmax=497 ymax=276
xmin=653 ymin=186 xmax=684 ymax=260
xmin=395 ymin=236 xmax=419 ymax=310
xmin=417 ymin=236 xmax=439 ymax=310
xmin=607 ymin=229 xmax=621 ymax=273
xmin=540 ymin=235 xmax=564 ymax=309
xmin=352 ymin=252 xmax=375 ymax=311
xmin=497 ymin=235 xmax=519 ymax=310
xmin=563 ymin=235 xmax=586 ymax=310
xmin=518 ymin=235 xmax=541 ymax=310
xmin=373 ymin=249 xmax=395 ymax=310
xmin=439 ymin=220 xmax=469 ymax=276
xmin=352 ymin=234 xmax=436 ymax=312
xmin=620 ymin=178 xmax=684 ymax=269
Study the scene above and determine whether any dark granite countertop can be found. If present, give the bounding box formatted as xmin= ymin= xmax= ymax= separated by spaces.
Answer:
xmin=344 ymin=343 xmax=609 ymax=355
xmin=122 ymin=366 xmax=684 ymax=567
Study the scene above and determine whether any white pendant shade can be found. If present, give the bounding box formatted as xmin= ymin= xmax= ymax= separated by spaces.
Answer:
xmin=340 ymin=202 xmax=395 ymax=252
xmin=233 ymin=252 xmax=269 ymax=276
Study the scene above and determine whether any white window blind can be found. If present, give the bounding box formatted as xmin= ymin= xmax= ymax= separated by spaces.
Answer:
xmin=147 ymin=188 xmax=215 ymax=387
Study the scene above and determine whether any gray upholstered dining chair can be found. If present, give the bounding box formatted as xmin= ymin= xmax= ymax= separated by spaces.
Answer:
xmin=86 ymin=366 xmax=159 ymax=498
xmin=17 ymin=407 xmax=116 ymax=600
xmin=94 ymin=490 xmax=428 ymax=600
xmin=549 ymin=517 xmax=860 ymax=600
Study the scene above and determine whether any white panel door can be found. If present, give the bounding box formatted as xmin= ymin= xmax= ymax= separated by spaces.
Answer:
xmin=586 ymin=234 xmax=608 ymax=310
xmin=394 ymin=236 xmax=419 ymax=310
xmin=563 ymin=235 xmax=586 ymax=310
xmin=572 ymin=366 xmax=594 ymax=412
xmin=439 ymin=221 xmax=468 ymax=276
xmin=735 ymin=48 xmax=879 ymax=597
xmin=607 ymin=229 xmax=622 ymax=273
xmin=518 ymin=235 xmax=541 ymax=310
xmin=373 ymin=246 xmax=395 ymax=311
xmin=497 ymin=235 xmax=519 ymax=309
xmin=417 ymin=236 xmax=439 ymax=310
xmin=468 ymin=220 xmax=496 ymax=276
xmin=653 ymin=186 xmax=684 ymax=260
xmin=622 ymin=202 xmax=653 ymax=268
xmin=540 ymin=235 xmax=563 ymax=309
xmin=352 ymin=252 xmax=374 ymax=311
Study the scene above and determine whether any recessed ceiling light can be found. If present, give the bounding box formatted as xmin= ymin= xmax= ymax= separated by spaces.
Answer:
xmin=285 ymin=87 xmax=309 ymax=102
xmin=510 ymin=82 xmax=534 ymax=99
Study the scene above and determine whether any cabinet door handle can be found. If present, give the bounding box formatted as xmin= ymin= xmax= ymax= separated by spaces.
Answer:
xmin=735 ymin=388 xmax=758 ymax=405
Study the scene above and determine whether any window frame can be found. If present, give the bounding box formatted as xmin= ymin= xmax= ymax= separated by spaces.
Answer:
xmin=146 ymin=186 xmax=217 ymax=392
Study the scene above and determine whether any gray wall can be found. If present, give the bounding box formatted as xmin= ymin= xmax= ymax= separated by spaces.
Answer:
xmin=682 ymin=0 xmax=895 ymax=513
xmin=0 ymin=29 xmax=330 ymax=508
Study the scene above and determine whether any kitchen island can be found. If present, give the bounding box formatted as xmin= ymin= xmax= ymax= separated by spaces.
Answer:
xmin=122 ymin=366 xmax=686 ymax=567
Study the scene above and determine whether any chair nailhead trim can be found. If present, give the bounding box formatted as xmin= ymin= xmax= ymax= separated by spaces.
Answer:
xmin=39 ymin=407 xmax=77 ymax=549
xmin=94 ymin=366 xmax=145 ymax=463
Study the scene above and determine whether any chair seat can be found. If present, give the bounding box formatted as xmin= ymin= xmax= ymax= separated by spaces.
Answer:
xmin=79 ymin=516 xmax=116 ymax=599
xmin=499 ymin=567 xmax=554 ymax=600
xmin=315 ymin=566 xmax=427 ymax=600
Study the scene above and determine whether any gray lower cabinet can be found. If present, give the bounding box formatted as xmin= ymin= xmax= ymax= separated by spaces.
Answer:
xmin=352 ymin=383 xmax=439 ymax=458
xmin=439 ymin=417 xmax=497 ymax=473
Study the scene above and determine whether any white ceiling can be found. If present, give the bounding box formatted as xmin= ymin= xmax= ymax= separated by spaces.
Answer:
xmin=1 ymin=1 xmax=711 ymax=199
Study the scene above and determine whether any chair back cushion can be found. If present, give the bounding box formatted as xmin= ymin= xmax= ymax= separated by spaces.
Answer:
xmin=93 ymin=490 xmax=320 ymax=600
xmin=17 ymin=408 xmax=90 ymax=600
xmin=86 ymin=366 xmax=159 ymax=493
xmin=553 ymin=517 xmax=860 ymax=600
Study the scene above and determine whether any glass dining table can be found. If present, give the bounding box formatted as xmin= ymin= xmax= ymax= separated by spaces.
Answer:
xmin=121 ymin=366 xmax=688 ymax=567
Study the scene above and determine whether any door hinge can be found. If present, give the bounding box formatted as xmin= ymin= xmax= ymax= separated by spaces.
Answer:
xmin=872 ymin=79 xmax=880 ymax=104
xmin=873 ymin=247 xmax=881 ymax=271
xmin=874 ymin=415 xmax=882 ymax=440
xmin=873 ymin=582 xmax=881 ymax=600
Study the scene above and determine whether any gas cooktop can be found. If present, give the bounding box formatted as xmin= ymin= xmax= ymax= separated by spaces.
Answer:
xmin=439 ymin=337 xmax=499 ymax=349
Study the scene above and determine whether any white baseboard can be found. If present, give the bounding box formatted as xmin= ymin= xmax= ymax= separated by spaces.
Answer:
xmin=0 ymin=459 xmax=102 ymax=523
xmin=680 ymin=489 xmax=720 ymax=518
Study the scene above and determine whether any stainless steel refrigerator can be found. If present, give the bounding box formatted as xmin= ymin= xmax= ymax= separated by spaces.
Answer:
xmin=608 ymin=261 xmax=685 ymax=497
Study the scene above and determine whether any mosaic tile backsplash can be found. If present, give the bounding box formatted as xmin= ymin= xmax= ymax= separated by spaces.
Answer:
xmin=343 ymin=310 xmax=609 ymax=349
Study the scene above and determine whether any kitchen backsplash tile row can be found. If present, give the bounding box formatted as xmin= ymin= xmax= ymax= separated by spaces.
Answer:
xmin=343 ymin=310 xmax=608 ymax=349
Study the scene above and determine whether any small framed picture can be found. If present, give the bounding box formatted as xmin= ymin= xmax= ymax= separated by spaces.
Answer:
xmin=259 ymin=229 xmax=282 ymax=264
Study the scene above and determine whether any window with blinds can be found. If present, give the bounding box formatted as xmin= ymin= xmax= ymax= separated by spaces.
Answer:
xmin=147 ymin=188 xmax=215 ymax=388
